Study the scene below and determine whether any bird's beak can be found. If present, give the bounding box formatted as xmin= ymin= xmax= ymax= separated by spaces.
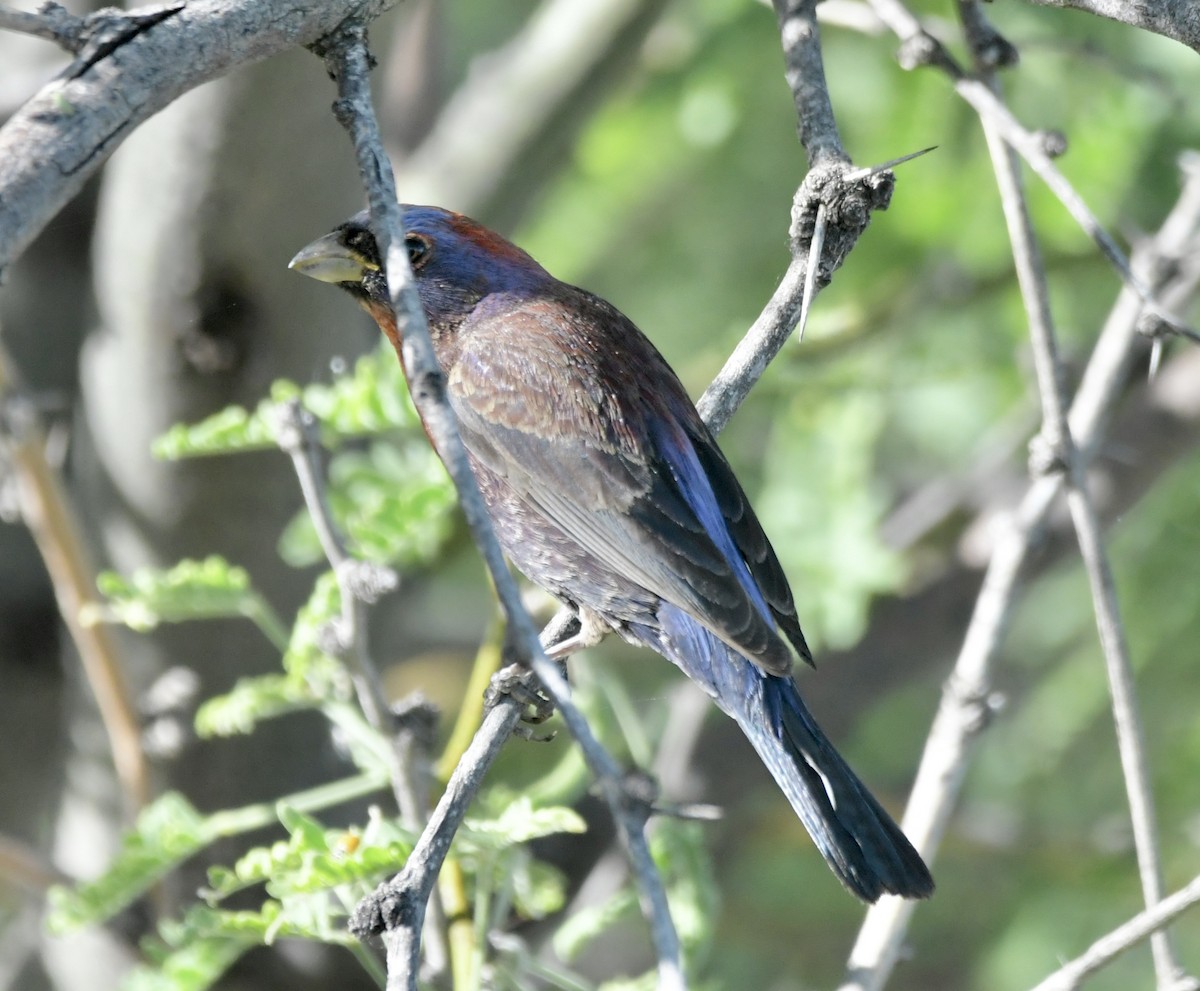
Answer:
xmin=288 ymin=232 xmax=374 ymax=285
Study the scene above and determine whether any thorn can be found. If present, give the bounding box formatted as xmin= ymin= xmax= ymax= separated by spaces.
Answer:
xmin=1148 ymin=338 xmax=1163 ymax=381
xmin=797 ymin=203 xmax=827 ymax=344
xmin=846 ymin=145 xmax=938 ymax=182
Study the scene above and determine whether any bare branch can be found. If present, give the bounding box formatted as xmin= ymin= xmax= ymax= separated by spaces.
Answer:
xmin=0 ymin=0 xmax=399 ymax=280
xmin=954 ymin=0 xmax=1019 ymax=69
xmin=1029 ymin=874 xmax=1200 ymax=991
xmin=272 ymin=398 xmax=449 ymax=978
xmin=1016 ymin=0 xmax=1200 ymax=56
xmin=771 ymin=0 xmax=848 ymax=167
xmin=0 ymin=2 xmax=87 ymax=50
xmin=839 ymin=151 xmax=1200 ymax=991
xmin=981 ymin=78 xmax=1189 ymax=988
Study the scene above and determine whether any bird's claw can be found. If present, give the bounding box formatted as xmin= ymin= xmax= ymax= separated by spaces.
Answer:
xmin=485 ymin=663 xmax=556 ymax=739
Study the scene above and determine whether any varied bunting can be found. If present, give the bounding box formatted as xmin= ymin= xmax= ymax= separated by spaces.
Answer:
xmin=290 ymin=206 xmax=933 ymax=902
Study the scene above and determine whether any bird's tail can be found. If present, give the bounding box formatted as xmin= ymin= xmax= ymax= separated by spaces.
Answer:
xmin=642 ymin=605 xmax=934 ymax=902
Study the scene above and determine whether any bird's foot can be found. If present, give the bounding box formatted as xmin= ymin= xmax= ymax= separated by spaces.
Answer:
xmin=485 ymin=663 xmax=556 ymax=742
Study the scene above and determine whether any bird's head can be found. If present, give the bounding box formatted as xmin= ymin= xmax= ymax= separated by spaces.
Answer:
xmin=289 ymin=205 xmax=550 ymax=341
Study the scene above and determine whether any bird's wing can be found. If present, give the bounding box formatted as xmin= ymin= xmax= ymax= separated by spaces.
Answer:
xmin=447 ymin=294 xmax=803 ymax=674
xmin=680 ymin=420 xmax=811 ymax=664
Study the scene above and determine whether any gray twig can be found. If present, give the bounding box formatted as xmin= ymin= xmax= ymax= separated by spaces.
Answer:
xmin=981 ymin=79 xmax=1190 ymax=990
xmin=0 ymin=2 xmax=86 ymax=50
xmin=954 ymin=0 xmax=1019 ymax=69
xmin=1014 ymin=0 xmax=1200 ymax=56
xmin=771 ymin=0 xmax=847 ymax=168
xmin=312 ymin=21 xmax=685 ymax=991
xmin=272 ymin=398 xmax=447 ymax=979
xmin=867 ymin=0 xmax=1199 ymax=345
xmin=1028 ymin=874 xmax=1200 ymax=991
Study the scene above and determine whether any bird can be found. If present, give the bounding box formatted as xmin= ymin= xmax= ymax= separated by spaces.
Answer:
xmin=289 ymin=205 xmax=934 ymax=902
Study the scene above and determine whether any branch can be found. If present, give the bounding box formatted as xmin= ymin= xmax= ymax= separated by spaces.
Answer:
xmin=272 ymin=398 xmax=449 ymax=979
xmin=701 ymin=0 xmax=897 ymax=430
xmin=866 ymin=0 xmax=1199 ymax=346
xmin=310 ymin=22 xmax=685 ymax=991
xmin=0 ymin=2 xmax=88 ymax=50
xmin=0 ymin=0 xmax=398 ymax=280
xmin=0 ymin=338 xmax=148 ymax=814
xmin=839 ymin=151 xmax=1200 ymax=991
xmin=1028 ymin=874 xmax=1200 ymax=991
xmin=981 ymin=76 xmax=1187 ymax=988
xmin=1016 ymin=0 xmax=1200 ymax=56
xmin=771 ymin=0 xmax=848 ymax=168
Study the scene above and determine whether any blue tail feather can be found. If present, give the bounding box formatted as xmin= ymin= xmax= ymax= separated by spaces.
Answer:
xmin=639 ymin=605 xmax=933 ymax=902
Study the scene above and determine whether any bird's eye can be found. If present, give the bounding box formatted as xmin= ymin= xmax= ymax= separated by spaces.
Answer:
xmin=406 ymin=234 xmax=432 ymax=270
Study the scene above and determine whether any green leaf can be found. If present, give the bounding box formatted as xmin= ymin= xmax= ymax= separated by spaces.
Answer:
xmin=47 ymin=793 xmax=212 ymax=933
xmin=282 ymin=570 xmax=347 ymax=683
xmin=152 ymin=343 xmax=419 ymax=460
xmin=509 ymin=858 xmax=569 ymax=920
xmin=462 ymin=797 xmax=587 ymax=849
xmin=123 ymin=929 xmax=253 ymax=991
xmin=553 ymin=888 xmax=639 ymax=963
xmin=278 ymin=440 xmax=455 ymax=568
xmin=123 ymin=898 xmax=365 ymax=991
xmin=194 ymin=571 xmax=350 ymax=738
xmin=194 ymin=673 xmax=319 ymax=738
xmin=84 ymin=557 xmax=287 ymax=649
xmin=204 ymin=805 xmax=412 ymax=904
xmin=152 ymin=395 xmax=287 ymax=459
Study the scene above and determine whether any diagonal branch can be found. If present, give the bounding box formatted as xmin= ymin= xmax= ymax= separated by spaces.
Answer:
xmin=1014 ymin=0 xmax=1200 ymax=56
xmin=1028 ymin=874 xmax=1200 ymax=991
